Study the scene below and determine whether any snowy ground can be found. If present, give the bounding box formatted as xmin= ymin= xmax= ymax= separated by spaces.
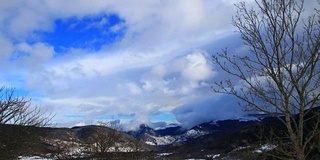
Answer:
xmin=18 ymin=156 xmax=52 ymax=160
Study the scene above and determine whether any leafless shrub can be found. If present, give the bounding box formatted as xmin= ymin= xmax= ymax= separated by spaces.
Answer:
xmin=43 ymin=135 xmax=85 ymax=160
xmin=86 ymin=120 xmax=123 ymax=158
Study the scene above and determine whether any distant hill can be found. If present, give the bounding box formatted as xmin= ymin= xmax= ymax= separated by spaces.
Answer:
xmin=0 ymin=124 xmax=153 ymax=159
xmin=1 ymin=107 xmax=319 ymax=159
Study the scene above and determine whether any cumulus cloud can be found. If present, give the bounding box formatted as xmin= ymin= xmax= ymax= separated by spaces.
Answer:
xmin=25 ymin=50 xmax=217 ymax=128
xmin=180 ymin=52 xmax=214 ymax=81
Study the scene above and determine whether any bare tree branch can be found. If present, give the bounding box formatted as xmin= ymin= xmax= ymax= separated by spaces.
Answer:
xmin=213 ymin=0 xmax=320 ymax=159
xmin=0 ymin=87 xmax=53 ymax=127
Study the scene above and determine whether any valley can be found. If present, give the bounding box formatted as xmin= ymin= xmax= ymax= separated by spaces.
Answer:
xmin=1 ymin=114 xmax=287 ymax=159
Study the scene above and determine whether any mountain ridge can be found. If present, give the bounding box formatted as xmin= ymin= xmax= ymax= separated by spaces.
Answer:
xmin=4 ymin=107 xmax=320 ymax=159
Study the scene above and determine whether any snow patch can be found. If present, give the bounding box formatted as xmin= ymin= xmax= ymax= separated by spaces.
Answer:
xmin=145 ymin=141 xmax=156 ymax=145
xmin=206 ymin=153 xmax=220 ymax=159
xmin=186 ymin=129 xmax=208 ymax=138
xmin=18 ymin=156 xmax=52 ymax=160
xmin=254 ymin=144 xmax=277 ymax=153
xmin=149 ymin=135 xmax=176 ymax=145
xmin=156 ymin=152 xmax=173 ymax=156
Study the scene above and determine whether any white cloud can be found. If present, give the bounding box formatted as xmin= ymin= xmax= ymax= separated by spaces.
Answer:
xmin=0 ymin=0 xmax=258 ymax=128
xmin=112 ymin=0 xmax=237 ymax=52
xmin=26 ymin=50 xmax=217 ymax=127
xmin=16 ymin=42 xmax=54 ymax=61
xmin=0 ymin=34 xmax=13 ymax=61
xmin=120 ymin=83 xmax=143 ymax=95
xmin=180 ymin=52 xmax=214 ymax=82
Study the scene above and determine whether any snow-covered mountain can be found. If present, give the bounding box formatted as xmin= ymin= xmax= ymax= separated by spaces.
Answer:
xmin=127 ymin=117 xmax=260 ymax=146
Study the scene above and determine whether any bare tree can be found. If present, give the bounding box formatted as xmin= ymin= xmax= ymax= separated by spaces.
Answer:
xmin=87 ymin=120 xmax=123 ymax=157
xmin=46 ymin=138 xmax=84 ymax=159
xmin=213 ymin=0 xmax=319 ymax=159
xmin=0 ymin=87 xmax=52 ymax=127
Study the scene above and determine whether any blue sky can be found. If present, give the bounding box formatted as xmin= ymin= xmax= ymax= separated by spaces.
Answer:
xmin=41 ymin=14 xmax=126 ymax=53
xmin=0 ymin=0 xmax=316 ymax=130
